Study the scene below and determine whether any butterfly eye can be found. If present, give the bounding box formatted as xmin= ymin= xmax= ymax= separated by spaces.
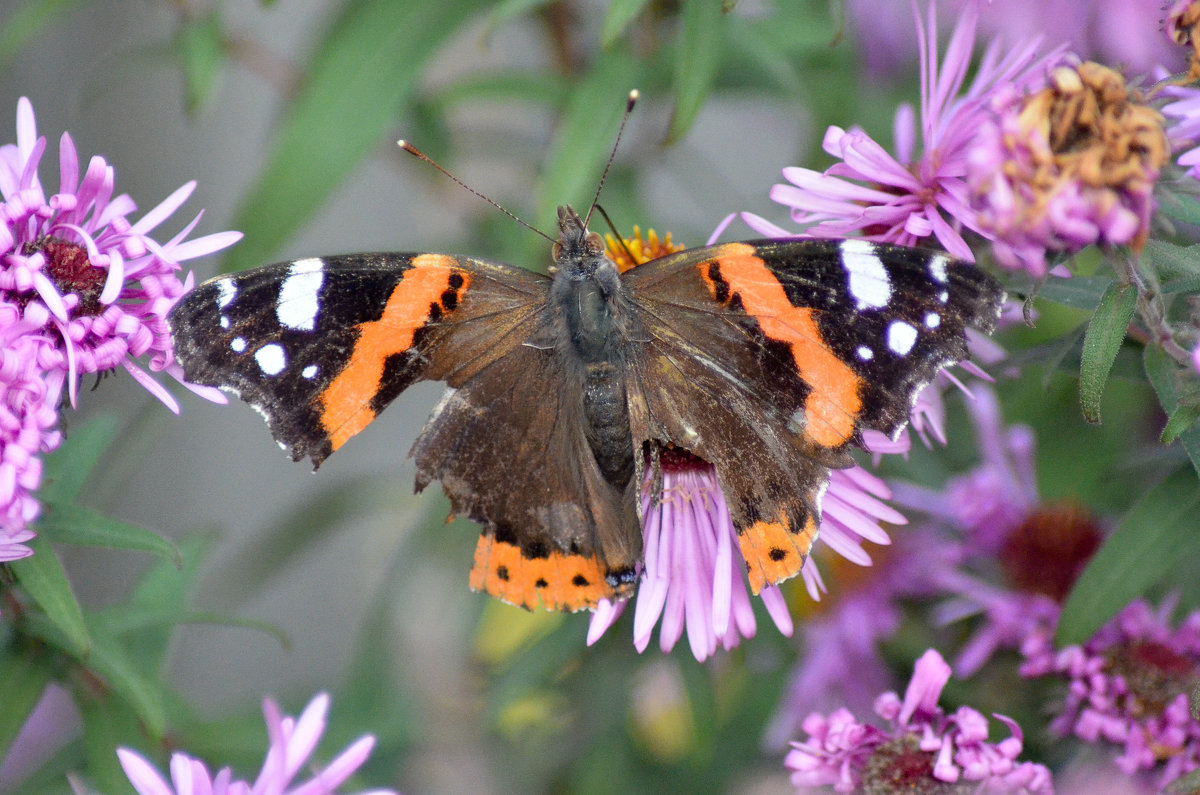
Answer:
xmin=585 ymin=232 xmax=605 ymax=255
xmin=552 ymin=241 xmax=563 ymax=262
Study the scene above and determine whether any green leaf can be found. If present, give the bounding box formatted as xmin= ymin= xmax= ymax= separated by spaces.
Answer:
xmin=79 ymin=698 xmax=145 ymax=795
xmin=38 ymin=502 xmax=180 ymax=566
xmin=1163 ymin=401 xmax=1200 ymax=445
xmin=536 ymin=50 xmax=641 ymax=227
xmin=176 ymin=9 xmax=225 ymax=113
xmin=10 ymin=535 xmax=89 ymax=657
xmin=1033 ymin=274 xmax=1112 ymax=311
xmin=482 ymin=0 xmax=554 ymax=37
xmin=226 ymin=0 xmax=486 ymax=272
xmin=601 ymin=0 xmax=652 ymax=48
xmin=81 ymin=618 xmax=168 ymax=736
xmin=1143 ymin=239 xmax=1200 ymax=294
xmin=1158 ymin=189 xmax=1200 ymax=226
xmin=0 ymin=647 xmax=53 ymax=762
xmin=665 ymin=0 xmax=725 ymax=144
xmin=39 ymin=414 xmax=118 ymax=503
xmin=1057 ymin=467 xmax=1200 ymax=646
xmin=0 ymin=0 xmax=86 ymax=65
xmin=1079 ymin=280 xmax=1136 ymax=424
xmin=1146 ymin=345 xmax=1200 ymax=477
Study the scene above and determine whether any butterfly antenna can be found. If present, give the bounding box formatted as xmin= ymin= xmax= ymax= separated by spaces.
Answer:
xmin=397 ymin=140 xmax=556 ymax=244
xmin=583 ymin=89 xmax=639 ymax=229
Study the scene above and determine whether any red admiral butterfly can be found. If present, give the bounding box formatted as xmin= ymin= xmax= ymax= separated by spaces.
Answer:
xmin=169 ymin=204 xmax=1003 ymax=612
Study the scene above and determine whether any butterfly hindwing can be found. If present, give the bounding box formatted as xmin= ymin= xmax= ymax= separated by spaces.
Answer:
xmin=411 ymin=330 xmax=641 ymax=611
xmin=169 ymin=253 xmax=547 ymax=466
xmin=623 ymin=238 xmax=1004 ymax=589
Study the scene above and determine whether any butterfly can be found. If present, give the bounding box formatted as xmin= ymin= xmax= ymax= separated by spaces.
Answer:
xmin=168 ymin=204 xmax=1004 ymax=611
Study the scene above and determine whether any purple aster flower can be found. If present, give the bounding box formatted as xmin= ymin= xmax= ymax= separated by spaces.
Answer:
xmin=785 ymin=648 xmax=1054 ymax=793
xmin=586 ymin=446 xmax=906 ymax=662
xmin=850 ymin=0 xmax=1178 ymax=82
xmin=0 ymin=97 xmax=240 ymax=407
xmin=765 ymin=525 xmax=961 ymax=748
xmin=1020 ymin=599 xmax=1200 ymax=789
xmin=892 ymin=387 xmax=1103 ymax=676
xmin=967 ymin=61 xmax=1170 ymax=276
xmin=117 ymin=693 xmax=396 ymax=795
xmin=747 ymin=3 xmax=1061 ymax=260
xmin=0 ymin=97 xmax=237 ymax=537
xmin=1166 ymin=0 xmax=1200 ymax=79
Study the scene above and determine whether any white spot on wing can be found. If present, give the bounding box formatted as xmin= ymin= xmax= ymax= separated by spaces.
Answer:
xmin=938 ymin=290 xmax=950 ymax=304
xmin=856 ymin=345 xmax=874 ymax=361
xmin=220 ymin=316 xmax=230 ymax=329
xmin=924 ymin=312 xmax=941 ymax=329
xmin=216 ymin=279 xmax=236 ymax=309
xmin=231 ymin=337 xmax=247 ymax=353
xmin=929 ymin=254 xmax=949 ymax=283
xmin=887 ymin=321 xmax=918 ymax=355
xmin=301 ymin=364 xmax=318 ymax=379
xmin=840 ymin=239 xmax=891 ymax=309
xmin=255 ymin=343 xmax=287 ymax=375
xmin=277 ymin=259 xmax=325 ymax=332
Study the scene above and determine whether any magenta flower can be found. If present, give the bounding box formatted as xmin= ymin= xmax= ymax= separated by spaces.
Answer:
xmin=1020 ymin=600 xmax=1200 ymax=789
xmin=765 ymin=526 xmax=961 ymax=747
xmin=0 ymin=96 xmax=237 ymax=537
xmin=849 ymin=0 xmax=1178 ymax=82
xmin=747 ymin=3 xmax=1060 ymax=260
xmin=785 ymin=648 xmax=1054 ymax=793
xmin=893 ymin=386 xmax=1102 ymax=675
xmin=586 ymin=447 xmax=905 ymax=662
xmin=117 ymin=693 xmax=395 ymax=795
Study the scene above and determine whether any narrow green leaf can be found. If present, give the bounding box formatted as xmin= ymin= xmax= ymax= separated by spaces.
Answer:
xmin=1033 ymin=274 xmax=1112 ymax=311
xmin=1079 ymin=280 xmax=1136 ymax=424
xmin=0 ymin=0 xmax=86 ymax=65
xmin=39 ymin=414 xmax=118 ymax=503
xmin=82 ymin=619 xmax=167 ymax=736
xmin=1146 ymin=345 xmax=1200 ymax=477
xmin=665 ymin=0 xmax=724 ymax=145
xmin=601 ymin=0 xmax=652 ymax=48
xmin=1057 ymin=467 xmax=1200 ymax=646
xmin=1163 ymin=401 xmax=1200 ymax=445
xmin=1158 ymin=189 xmax=1200 ymax=226
xmin=536 ymin=50 xmax=641 ymax=227
xmin=115 ymin=535 xmax=215 ymax=671
xmin=482 ymin=0 xmax=554 ymax=37
xmin=176 ymin=9 xmax=226 ymax=114
xmin=226 ymin=0 xmax=486 ymax=272
xmin=79 ymin=698 xmax=145 ymax=794
xmin=10 ymin=535 xmax=89 ymax=657
xmin=38 ymin=502 xmax=180 ymax=565
xmin=0 ymin=648 xmax=53 ymax=762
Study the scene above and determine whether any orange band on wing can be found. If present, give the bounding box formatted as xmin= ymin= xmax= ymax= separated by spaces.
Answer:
xmin=702 ymin=244 xmax=862 ymax=447
xmin=470 ymin=534 xmax=621 ymax=612
xmin=319 ymin=254 xmax=468 ymax=451
xmin=736 ymin=513 xmax=818 ymax=594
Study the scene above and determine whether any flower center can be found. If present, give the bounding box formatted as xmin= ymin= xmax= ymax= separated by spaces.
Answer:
xmin=1106 ymin=640 xmax=1200 ymax=718
xmin=25 ymin=237 xmax=108 ymax=316
xmin=1014 ymin=62 xmax=1167 ymax=250
xmin=998 ymin=502 xmax=1101 ymax=602
xmin=604 ymin=226 xmax=684 ymax=272
xmin=860 ymin=736 xmax=962 ymax=794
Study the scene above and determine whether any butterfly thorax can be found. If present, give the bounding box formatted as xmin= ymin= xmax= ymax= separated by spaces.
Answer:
xmin=548 ymin=206 xmax=636 ymax=489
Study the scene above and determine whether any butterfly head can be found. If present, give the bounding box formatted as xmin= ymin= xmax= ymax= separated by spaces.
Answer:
xmin=551 ymin=205 xmax=610 ymax=279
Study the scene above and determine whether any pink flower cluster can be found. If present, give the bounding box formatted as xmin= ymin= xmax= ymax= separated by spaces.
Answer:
xmin=0 ymin=97 xmax=238 ymax=547
xmin=1020 ymin=600 xmax=1200 ymax=787
xmin=786 ymin=649 xmax=1053 ymax=793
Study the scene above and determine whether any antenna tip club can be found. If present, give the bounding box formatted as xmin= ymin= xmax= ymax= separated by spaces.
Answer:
xmin=627 ymin=89 xmax=639 ymax=109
